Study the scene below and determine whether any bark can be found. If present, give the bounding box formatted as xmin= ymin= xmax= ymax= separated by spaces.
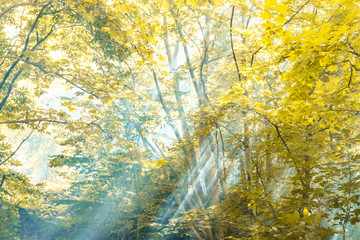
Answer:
xmin=152 ymin=69 xmax=194 ymax=170
xmin=162 ymin=16 xmax=197 ymax=167
xmin=244 ymin=115 xmax=252 ymax=188
xmin=230 ymin=6 xmax=241 ymax=82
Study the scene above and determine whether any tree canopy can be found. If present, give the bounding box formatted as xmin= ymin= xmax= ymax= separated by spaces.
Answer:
xmin=0 ymin=0 xmax=360 ymax=239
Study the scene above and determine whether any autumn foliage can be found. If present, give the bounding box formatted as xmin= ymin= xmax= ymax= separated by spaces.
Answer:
xmin=0 ymin=0 xmax=360 ymax=239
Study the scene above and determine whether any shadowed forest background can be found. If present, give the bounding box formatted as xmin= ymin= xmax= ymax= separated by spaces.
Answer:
xmin=0 ymin=0 xmax=360 ymax=239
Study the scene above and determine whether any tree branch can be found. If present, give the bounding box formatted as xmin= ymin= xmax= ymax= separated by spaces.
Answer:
xmin=0 ymin=2 xmax=55 ymax=110
xmin=0 ymin=175 xmax=5 ymax=188
xmin=0 ymin=125 xmax=38 ymax=165
xmin=0 ymin=69 xmax=23 ymax=111
xmin=0 ymin=119 xmax=67 ymax=125
xmin=265 ymin=117 xmax=292 ymax=155
xmin=0 ymin=1 xmax=52 ymax=20
xmin=230 ymin=6 xmax=241 ymax=82
xmin=23 ymin=1 xmax=53 ymax=53
xmin=283 ymin=0 xmax=311 ymax=26
xmin=0 ymin=55 xmax=102 ymax=98
xmin=250 ymin=47 xmax=262 ymax=67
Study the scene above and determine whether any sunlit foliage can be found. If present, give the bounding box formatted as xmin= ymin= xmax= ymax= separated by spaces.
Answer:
xmin=0 ymin=0 xmax=359 ymax=239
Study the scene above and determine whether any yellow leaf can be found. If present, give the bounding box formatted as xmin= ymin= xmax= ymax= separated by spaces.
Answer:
xmin=264 ymin=0 xmax=277 ymax=9
xmin=303 ymin=208 xmax=309 ymax=217
xmin=275 ymin=4 xmax=288 ymax=15
xmin=162 ymin=0 xmax=169 ymax=10
xmin=67 ymin=105 xmax=77 ymax=113
xmin=328 ymin=65 xmax=338 ymax=72
xmin=102 ymin=27 xmax=111 ymax=33
xmin=157 ymin=158 xmax=168 ymax=166
xmin=294 ymin=210 xmax=300 ymax=221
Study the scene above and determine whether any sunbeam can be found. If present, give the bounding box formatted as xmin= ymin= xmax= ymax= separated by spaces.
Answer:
xmin=1 ymin=0 xmax=360 ymax=239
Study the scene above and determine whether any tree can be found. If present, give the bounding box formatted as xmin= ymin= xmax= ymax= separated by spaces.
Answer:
xmin=1 ymin=0 xmax=360 ymax=239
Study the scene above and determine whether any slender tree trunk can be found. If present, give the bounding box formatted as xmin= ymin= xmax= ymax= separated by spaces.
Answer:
xmin=244 ymin=113 xmax=252 ymax=189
